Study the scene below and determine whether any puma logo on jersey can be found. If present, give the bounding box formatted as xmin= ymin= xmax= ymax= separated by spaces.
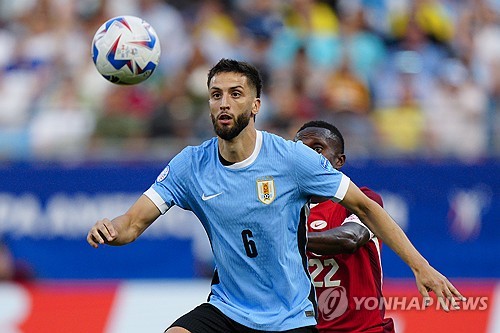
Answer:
xmin=310 ymin=220 xmax=327 ymax=230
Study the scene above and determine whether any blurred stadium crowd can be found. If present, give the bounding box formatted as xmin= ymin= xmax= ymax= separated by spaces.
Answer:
xmin=0 ymin=0 xmax=499 ymax=162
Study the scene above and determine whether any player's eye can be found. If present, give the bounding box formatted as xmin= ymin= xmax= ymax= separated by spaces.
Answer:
xmin=313 ymin=147 xmax=323 ymax=153
xmin=231 ymin=91 xmax=241 ymax=98
xmin=211 ymin=92 xmax=221 ymax=99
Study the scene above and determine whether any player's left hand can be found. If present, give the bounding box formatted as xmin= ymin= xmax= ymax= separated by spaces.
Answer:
xmin=413 ymin=263 xmax=466 ymax=311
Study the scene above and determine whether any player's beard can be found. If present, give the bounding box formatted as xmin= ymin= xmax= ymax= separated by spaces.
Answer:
xmin=211 ymin=110 xmax=252 ymax=140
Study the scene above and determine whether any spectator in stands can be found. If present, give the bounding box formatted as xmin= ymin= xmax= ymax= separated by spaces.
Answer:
xmin=373 ymin=71 xmax=425 ymax=155
xmin=0 ymin=0 xmax=498 ymax=160
xmin=423 ymin=58 xmax=488 ymax=160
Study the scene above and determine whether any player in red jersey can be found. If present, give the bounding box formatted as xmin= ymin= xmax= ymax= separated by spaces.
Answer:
xmin=295 ymin=120 xmax=395 ymax=332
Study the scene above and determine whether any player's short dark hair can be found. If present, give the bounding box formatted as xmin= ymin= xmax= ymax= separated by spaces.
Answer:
xmin=207 ymin=59 xmax=263 ymax=98
xmin=297 ymin=120 xmax=345 ymax=153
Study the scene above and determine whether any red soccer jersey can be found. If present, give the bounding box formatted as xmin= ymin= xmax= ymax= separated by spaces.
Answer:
xmin=307 ymin=187 xmax=395 ymax=333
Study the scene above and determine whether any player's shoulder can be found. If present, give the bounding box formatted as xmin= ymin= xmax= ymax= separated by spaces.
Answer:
xmin=261 ymin=130 xmax=292 ymax=147
xmin=359 ymin=186 xmax=383 ymax=207
xmin=260 ymin=130 xmax=306 ymax=161
xmin=359 ymin=186 xmax=379 ymax=197
xmin=262 ymin=130 xmax=317 ymax=156
xmin=166 ymin=138 xmax=217 ymax=175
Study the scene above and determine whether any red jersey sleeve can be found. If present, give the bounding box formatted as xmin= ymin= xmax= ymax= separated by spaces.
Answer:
xmin=359 ymin=186 xmax=383 ymax=207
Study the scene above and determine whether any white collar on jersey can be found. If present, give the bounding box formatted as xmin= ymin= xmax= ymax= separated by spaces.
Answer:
xmin=225 ymin=130 xmax=263 ymax=169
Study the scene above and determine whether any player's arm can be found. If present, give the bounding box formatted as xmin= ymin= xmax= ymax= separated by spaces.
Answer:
xmin=308 ymin=188 xmax=380 ymax=255
xmin=338 ymin=180 xmax=465 ymax=310
xmin=87 ymin=194 xmax=161 ymax=248
xmin=307 ymin=222 xmax=370 ymax=255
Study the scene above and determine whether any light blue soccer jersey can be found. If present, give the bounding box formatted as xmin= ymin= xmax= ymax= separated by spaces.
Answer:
xmin=144 ymin=130 xmax=350 ymax=331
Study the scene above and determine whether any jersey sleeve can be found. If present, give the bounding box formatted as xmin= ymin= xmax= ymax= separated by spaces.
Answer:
xmin=292 ymin=140 xmax=350 ymax=202
xmin=341 ymin=214 xmax=375 ymax=239
xmin=143 ymin=148 xmax=192 ymax=214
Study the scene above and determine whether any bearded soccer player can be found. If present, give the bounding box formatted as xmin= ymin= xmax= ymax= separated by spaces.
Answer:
xmin=296 ymin=120 xmax=395 ymax=333
xmin=88 ymin=60 xmax=463 ymax=333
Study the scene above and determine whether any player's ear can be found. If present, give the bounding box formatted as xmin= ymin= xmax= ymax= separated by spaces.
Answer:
xmin=335 ymin=154 xmax=346 ymax=169
xmin=252 ymin=98 xmax=261 ymax=116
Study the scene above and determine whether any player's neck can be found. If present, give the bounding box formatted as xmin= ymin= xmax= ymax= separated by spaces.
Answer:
xmin=218 ymin=126 xmax=257 ymax=163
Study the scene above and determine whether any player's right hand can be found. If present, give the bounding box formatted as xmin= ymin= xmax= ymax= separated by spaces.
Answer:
xmin=87 ymin=218 xmax=117 ymax=248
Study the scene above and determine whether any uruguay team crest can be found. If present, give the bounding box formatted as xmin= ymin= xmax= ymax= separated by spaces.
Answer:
xmin=256 ymin=176 xmax=276 ymax=204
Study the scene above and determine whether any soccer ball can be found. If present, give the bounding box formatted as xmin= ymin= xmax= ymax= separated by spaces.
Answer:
xmin=91 ymin=15 xmax=161 ymax=85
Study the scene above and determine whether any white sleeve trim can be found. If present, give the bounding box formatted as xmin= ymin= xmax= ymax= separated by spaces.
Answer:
xmin=144 ymin=188 xmax=170 ymax=214
xmin=332 ymin=174 xmax=350 ymax=202
xmin=341 ymin=214 xmax=375 ymax=239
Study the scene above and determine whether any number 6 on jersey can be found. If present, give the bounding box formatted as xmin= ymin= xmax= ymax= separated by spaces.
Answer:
xmin=241 ymin=229 xmax=258 ymax=258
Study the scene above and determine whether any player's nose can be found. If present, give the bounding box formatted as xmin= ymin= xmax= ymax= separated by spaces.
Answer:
xmin=220 ymin=93 xmax=230 ymax=110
